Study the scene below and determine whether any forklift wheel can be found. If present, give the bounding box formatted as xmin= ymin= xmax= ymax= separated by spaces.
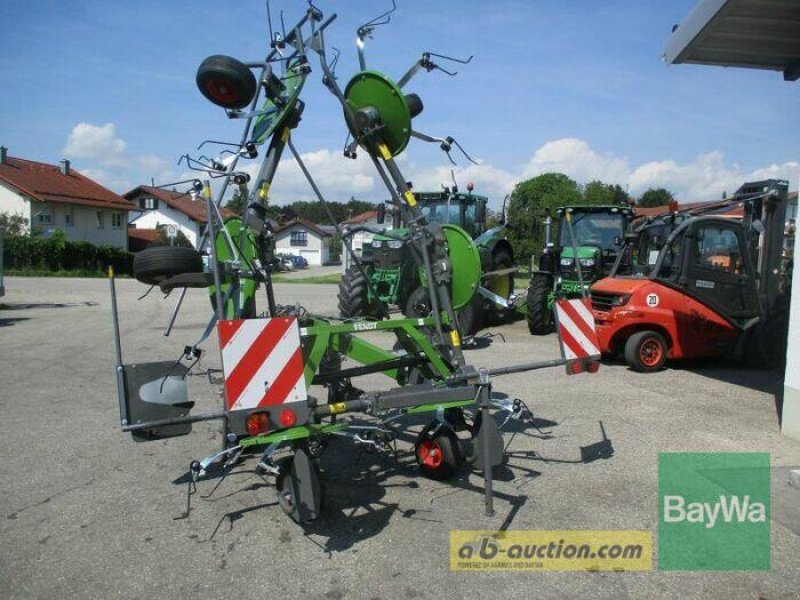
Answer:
xmin=196 ymin=55 xmax=257 ymax=110
xmin=624 ymin=330 xmax=667 ymax=372
xmin=415 ymin=428 xmax=461 ymax=480
xmin=133 ymin=246 xmax=203 ymax=286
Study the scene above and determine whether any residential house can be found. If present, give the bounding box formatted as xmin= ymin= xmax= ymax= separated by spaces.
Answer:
xmin=341 ymin=209 xmax=380 ymax=270
xmin=0 ymin=147 xmax=134 ymax=249
xmin=274 ymin=218 xmax=332 ymax=266
xmin=125 ymin=185 xmax=235 ymax=249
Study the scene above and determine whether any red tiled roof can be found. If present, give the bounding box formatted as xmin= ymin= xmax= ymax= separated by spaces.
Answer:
xmin=127 ymin=227 xmax=159 ymax=242
xmin=275 ymin=217 xmax=332 ymax=237
xmin=342 ymin=210 xmax=378 ymax=225
xmin=124 ymin=185 xmax=235 ymax=223
xmin=0 ymin=156 xmax=133 ymax=210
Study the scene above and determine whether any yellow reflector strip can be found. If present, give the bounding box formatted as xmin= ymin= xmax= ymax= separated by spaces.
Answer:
xmin=378 ymin=144 xmax=392 ymax=160
xmin=329 ymin=402 xmax=347 ymax=414
xmin=280 ymin=128 xmax=290 ymax=143
xmin=450 ymin=330 xmax=461 ymax=347
xmin=404 ymin=191 xmax=417 ymax=207
xmin=450 ymin=530 xmax=652 ymax=571
xmin=259 ymin=181 xmax=271 ymax=200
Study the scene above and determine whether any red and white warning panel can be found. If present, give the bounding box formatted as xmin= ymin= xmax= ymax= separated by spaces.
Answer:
xmin=554 ymin=298 xmax=601 ymax=374
xmin=218 ymin=317 xmax=307 ymax=412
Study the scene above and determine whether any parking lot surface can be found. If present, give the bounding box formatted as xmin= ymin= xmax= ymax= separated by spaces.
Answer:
xmin=1 ymin=277 xmax=799 ymax=599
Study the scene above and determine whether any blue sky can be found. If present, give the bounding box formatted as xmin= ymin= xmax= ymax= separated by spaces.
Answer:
xmin=0 ymin=0 xmax=797 ymax=208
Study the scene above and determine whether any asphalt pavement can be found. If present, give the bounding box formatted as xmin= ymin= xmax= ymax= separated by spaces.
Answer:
xmin=1 ymin=277 xmax=799 ymax=599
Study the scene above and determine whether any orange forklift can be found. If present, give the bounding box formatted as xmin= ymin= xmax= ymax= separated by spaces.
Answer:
xmin=590 ymin=179 xmax=791 ymax=372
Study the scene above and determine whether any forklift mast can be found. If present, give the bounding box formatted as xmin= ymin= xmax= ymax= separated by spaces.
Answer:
xmin=734 ymin=179 xmax=790 ymax=305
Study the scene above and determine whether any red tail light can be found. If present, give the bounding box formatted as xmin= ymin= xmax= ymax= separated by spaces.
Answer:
xmin=568 ymin=361 xmax=584 ymax=375
xmin=587 ymin=360 xmax=600 ymax=373
xmin=246 ymin=412 xmax=270 ymax=436
xmin=279 ymin=409 xmax=297 ymax=428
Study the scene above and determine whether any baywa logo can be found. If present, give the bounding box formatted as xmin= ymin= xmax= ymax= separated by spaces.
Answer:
xmin=663 ymin=494 xmax=767 ymax=528
xmin=658 ymin=453 xmax=771 ymax=571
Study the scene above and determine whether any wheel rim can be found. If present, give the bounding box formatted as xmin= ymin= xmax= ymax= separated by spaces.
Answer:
xmin=205 ymin=79 xmax=241 ymax=105
xmin=418 ymin=439 xmax=443 ymax=469
xmin=488 ymin=274 xmax=511 ymax=301
xmin=640 ymin=338 xmax=663 ymax=367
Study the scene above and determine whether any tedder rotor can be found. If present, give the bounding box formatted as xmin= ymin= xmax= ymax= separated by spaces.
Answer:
xmin=110 ymin=1 xmax=608 ymax=524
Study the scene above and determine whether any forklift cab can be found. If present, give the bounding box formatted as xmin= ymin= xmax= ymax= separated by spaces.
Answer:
xmin=652 ymin=216 xmax=760 ymax=322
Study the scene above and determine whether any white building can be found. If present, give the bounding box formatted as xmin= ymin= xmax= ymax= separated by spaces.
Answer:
xmin=125 ymin=185 xmax=234 ymax=249
xmin=341 ymin=209 xmax=380 ymax=271
xmin=274 ymin=218 xmax=332 ymax=266
xmin=0 ymin=149 xmax=133 ymax=249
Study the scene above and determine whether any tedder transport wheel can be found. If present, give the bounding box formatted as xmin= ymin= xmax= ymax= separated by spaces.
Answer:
xmin=415 ymin=428 xmax=461 ymax=480
xmin=196 ymin=55 xmax=257 ymax=110
xmin=624 ymin=330 xmax=668 ymax=373
xmin=337 ymin=267 xmax=379 ymax=318
xmin=133 ymin=246 xmax=203 ymax=286
xmin=526 ymin=274 xmax=553 ymax=335
xmin=274 ymin=455 xmax=323 ymax=523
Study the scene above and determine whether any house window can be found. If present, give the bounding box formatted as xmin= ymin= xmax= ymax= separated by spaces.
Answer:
xmin=96 ymin=211 xmax=105 ymax=229
xmin=64 ymin=208 xmax=74 ymax=227
xmin=36 ymin=210 xmax=53 ymax=226
xmin=140 ymin=197 xmax=158 ymax=210
xmin=290 ymin=230 xmax=308 ymax=246
xmin=111 ymin=212 xmax=123 ymax=229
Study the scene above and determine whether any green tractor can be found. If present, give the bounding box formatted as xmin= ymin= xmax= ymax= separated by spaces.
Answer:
xmin=338 ymin=185 xmax=516 ymax=335
xmin=526 ymin=205 xmax=632 ymax=334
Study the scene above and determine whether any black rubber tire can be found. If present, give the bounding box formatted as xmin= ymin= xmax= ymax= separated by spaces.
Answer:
xmin=337 ymin=267 xmax=378 ymax=318
xmin=486 ymin=248 xmax=515 ymax=325
xmin=133 ymin=246 xmax=203 ymax=286
xmin=274 ymin=456 xmax=323 ymax=523
xmin=526 ymin=274 xmax=553 ymax=335
xmin=415 ymin=428 xmax=461 ymax=480
xmin=457 ymin=298 xmax=481 ymax=337
xmin=407 ymin=286 xmax=480 ymax=337
xmin=274 ymin=457 xmax=299 ymax=521
xmin=624 ymin=330 xmax=668 ymax=373
xmin=404 ymin=286 xmax=432 ymax=318
xmin=196 ymin=55 xmax=257 ymax=110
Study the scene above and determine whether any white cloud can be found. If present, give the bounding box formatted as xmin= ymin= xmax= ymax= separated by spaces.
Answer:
xmin=522 ymin=138 xmax=630 ymax=185
xmin=63 ymin=123 xmax=799 ymax=209
xmin=63 ymin=123 xmax=127 ymax=168
xmin=244 ymin=149 xmax=376 ymax=205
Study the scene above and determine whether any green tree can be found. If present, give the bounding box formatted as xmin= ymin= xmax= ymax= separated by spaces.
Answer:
xmin=638 ymin=188 xmax=675 ymax=208
xmin=583 ymin=181 xmax=631 ymax=206
xmin=507 ymin=173 xmax=582 ymax=264
xmin=225 ymin=189 xmax=246 ymax=215
xmin=152 ymin=227 xmax=192 ymax=248
xmin=0 ymin=212 xmax=29 ymax=236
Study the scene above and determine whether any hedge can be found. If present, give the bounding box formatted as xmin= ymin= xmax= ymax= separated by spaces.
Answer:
xmin=2 ymin=232 xmax=134 ymax=276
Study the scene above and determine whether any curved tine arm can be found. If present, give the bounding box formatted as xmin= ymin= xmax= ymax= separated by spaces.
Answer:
xmin=317 ymin=30 xmax=351 ymax=113
xmin=425 ymin=51 xmax=474 ymax=65
xmin=356 ymin=0 xmax=396 ymax=41
xmin=410 ymin=130 xmax=447 ymax=145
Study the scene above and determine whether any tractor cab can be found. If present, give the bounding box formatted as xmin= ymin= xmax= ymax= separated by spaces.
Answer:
xmin=551 ymin=206 xmax=632 ymax=280
xmin=527 ymin=205 xmax=632 ymax=335
xmin=415 ymin=190 xmax=487 ymax=239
